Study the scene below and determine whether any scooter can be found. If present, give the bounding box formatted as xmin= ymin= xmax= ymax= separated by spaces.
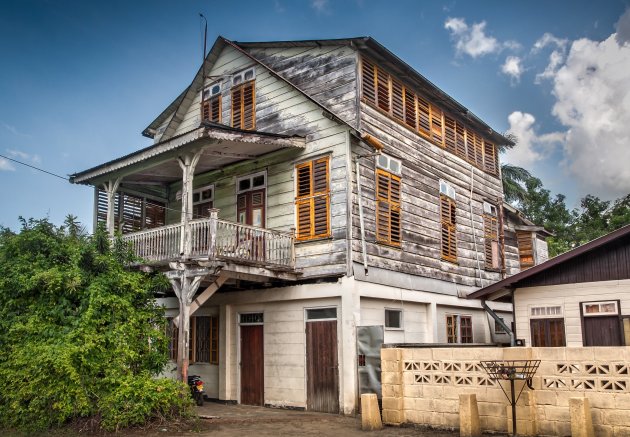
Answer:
xmin=187 ymin=375 xmax=205 ymax=406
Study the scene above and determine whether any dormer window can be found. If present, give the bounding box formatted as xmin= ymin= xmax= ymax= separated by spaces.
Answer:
xmin=231 ymin=68 xmax=256 ymax=130
xmin=202 ymin=82 xmax=222 ymax=123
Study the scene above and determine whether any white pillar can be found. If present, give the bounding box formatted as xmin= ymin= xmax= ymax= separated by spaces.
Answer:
xmin=340 ymin=276 xmax=360 ymax=414
xmin=219 ymin=304 xmax=232 ymax=400
xmin=102 ymin=177 xmax=121 ymax=235
xmin=427 ymin=302 xmax=438 ymax=343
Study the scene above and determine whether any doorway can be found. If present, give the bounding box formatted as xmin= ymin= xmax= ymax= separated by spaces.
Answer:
xmin=240 ymin=313 xmax=264 ymax=406
xmin=305 ymin=308 xmax=339 ymax=413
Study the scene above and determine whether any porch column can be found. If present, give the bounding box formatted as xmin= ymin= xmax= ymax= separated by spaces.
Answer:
xmin=167 ymin=264 xmax=208 ymax=382
xmin=218 ymin=303 xmax=232 ymax=400
xmin=102 ymin=177 xmax=122 ymax=236
xmin=340 ymin=276 xmax=360 ymax=414
xmin=427 ymin=302 xmax=438 ymax=342
xmin=177 ymin=150 xmax=203 ymax=257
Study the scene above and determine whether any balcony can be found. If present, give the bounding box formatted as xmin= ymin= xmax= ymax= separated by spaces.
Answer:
xmin=120 ymin=217 xmax=295 ymax=271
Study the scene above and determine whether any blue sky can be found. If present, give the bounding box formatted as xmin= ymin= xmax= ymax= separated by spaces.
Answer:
xmin=1 ymin=0 xmax=629 ymax=230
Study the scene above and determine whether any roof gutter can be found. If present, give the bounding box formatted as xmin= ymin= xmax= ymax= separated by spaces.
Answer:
xmin=481 ymin=299 xmax=515 ymax=347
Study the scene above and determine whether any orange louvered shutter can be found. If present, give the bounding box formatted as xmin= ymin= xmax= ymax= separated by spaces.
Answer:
xmin=430 ymin=104 xmax=443 ymax=144
xmin=483 ymin=212 xmax=499 ymax=269
xmin=484 ymin=142 xmax=497 ymax=175
xmin=466 ymin=129 xmax=477 ymax=163
xmin=404 ymin=88 xmax=416 ymax=129
xmin=376 ymin=169 xmax=402 ymax=246
xmin=391 ymin=79 xmax=404 ymax=122
xmin=376 ymin=66 xmax=390 ymax=112
xmin=517 ymin=231 xmax=534 ymax=269
xmin=361 ymin=58 xmax=376 ymax=105
xmin=444 ymin=115 xmax=456 ymax=154
xmin=474 ymin=135 xmax=484 ymax=168
xmin=231 ymin=82 xmax=255 ymax=130
xmin=418 ymin=96 xmax=431 ymax=137
xmin=440 ymin=194 xmax=457 ymax=262
xmin=202 ymin=96 xmax=221 ymax=123
xmin=295 ymin=158 xmax=330 ymax=240
xmin=455 ymin=122 xmax=466 ymax=159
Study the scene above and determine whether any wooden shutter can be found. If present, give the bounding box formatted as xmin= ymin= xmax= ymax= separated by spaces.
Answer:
xmin=444 ymin=115 xmax=457 ymax=154
xmin=466 ymin=129 xmax=477 ymax=163
xmin=391 ymin=79 xmax=404 ymax=122
xmin=484 ymin=212 xmax=499 ymax=270
xmin=455 ymin=122 xmax=466 ymax=159
xmin=376 ymin=66 xmax=390 ymax=112
xmin=167 ymin=318 xmax=178 ymax=361
xmin=484 ymin=141 xmax=497 ymax=175
xmin=430 ymin=104 xmax=443 ymax=144
xmin=202 ymin=96 xmax=221 ymax=123
xmin=417 ymin=96 xmax=431 ymax=137
xmin=474 ymin=135 xmax=484 ymax=168
xmin=194 ymin=316 xmax=210 ymax=363
xmin=231 ymin=82 xmax=256 ymax=130
xmin=446 ymin=315 xmax=457 ymax=343
xmin=376 ymin=169 xmax=402 ymax=246
xmin=460 ymin=316 xmax=473 ymax=343
xmin=120 ymin=193 xmax=143 ymax=233
xmin=361 ymin=58 xmax=376 ymax=105
xmin=145 ymin=199 xmax=166 ymax=229
xmin=517 ymin=231 xmax=535 ymax=269
xmin=404 ymin=88 xmax=416 ymax=129
xmin=440 ymin=194 xmax=457 ymax=262
xmin=531 ymin=318 xmax=566 ymax=347
xmin=210 ymin=316 xmax=219 ymax=364
xmin=295 ymin=158 xmax=330 ymax=240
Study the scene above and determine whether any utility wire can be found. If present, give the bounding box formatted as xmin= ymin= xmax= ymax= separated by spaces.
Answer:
xmin=0 ymin=153 xmax=67 ymax=181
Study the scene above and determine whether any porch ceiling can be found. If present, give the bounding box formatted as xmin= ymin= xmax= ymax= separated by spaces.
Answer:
xmin=70 ymin=123 xmax=306 ymax=186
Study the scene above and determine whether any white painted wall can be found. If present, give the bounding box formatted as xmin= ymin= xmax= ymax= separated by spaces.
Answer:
xmin=514 ymin=279 xmax=630 ymax=347
xmin=360 ymin=297 xmax=428 ymax=343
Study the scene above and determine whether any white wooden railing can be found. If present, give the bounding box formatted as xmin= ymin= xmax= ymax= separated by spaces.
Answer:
xmin=120 ymin=217 xmax=295 ymax=269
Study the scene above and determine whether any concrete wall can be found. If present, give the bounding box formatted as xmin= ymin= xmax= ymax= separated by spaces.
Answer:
xmin=381 ymin=346 xmax=630 ymax=436
xmin=514 ymin=279 xmax=630 ymax=346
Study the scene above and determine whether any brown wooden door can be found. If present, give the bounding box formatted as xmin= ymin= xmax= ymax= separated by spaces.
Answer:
xmin=583 ymin=316 xmax=622 ymax=346
xmin=240 ymin=325 xmax=264 ymax=406
xmin=306 ymin=320 xmax=339 ymax=413
xmin=530 ymin=318 xmax=566 ymax=347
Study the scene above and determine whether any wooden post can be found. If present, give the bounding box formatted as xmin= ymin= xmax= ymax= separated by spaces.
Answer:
xmin=102 ymin=177 xmax=122 ymax=236
xmin=208 ymin=208 xmax=219 ymax=258
xmin=177 ymin=150 xmax=203 ymax=257
xmin=168 ymin=265 xmax=206 ymax=382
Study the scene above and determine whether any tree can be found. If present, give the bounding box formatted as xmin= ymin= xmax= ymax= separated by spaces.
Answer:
xmin=502 ymin=163 xmax=532 ymax=204
xmin=0 ymin=218 xmax=192 ymax=432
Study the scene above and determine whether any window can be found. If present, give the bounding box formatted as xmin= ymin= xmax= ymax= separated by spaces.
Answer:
xmin=360 ymin=56 xmax=499 ymax=177
xmin=239 ymin=313 xmax=264 ymax=325
xmin=231 ymin=71 xmax=255 ymax=130
xmin=306 ymin=307 xmax=337 ymax=320
xmin=483 ymin=202 xmax=500 ymax=270
xmin=166 ymin=316 xmax=219 ymax=364
xmin=295 ymin=157 xmax=330 ymax=240
xmin=385 ymin=309 xmax=403 ymax=329
xmin=446 ymin=314 xmax=473 ymax=343
xmin=517 ymin=231 xmax=535 ymax=269
xmin=531 ymin=305 xmax=563 ymax=318
xmin=201 ymin=82 xmax=222 ymax=123
xmin=494 ymin=317 xmax=506 ymax=334
xmin=192 ymin=184 xmax=214 ymax=219
xmin=236 ymin=172 xmax=266 ymax=194
xmin=582 ymin=301 xmax=618 ymax=316
xmin=97 ymin=189 xmax=166 ymax=233
xmin=376 ymin=155 xmax=402 ymax=246
xmin=440 ymin=181 xmax=457 ymax=262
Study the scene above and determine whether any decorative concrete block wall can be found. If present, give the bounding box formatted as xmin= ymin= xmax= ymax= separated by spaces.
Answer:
xmin=381 ymin=346 xmax=630 ymax=437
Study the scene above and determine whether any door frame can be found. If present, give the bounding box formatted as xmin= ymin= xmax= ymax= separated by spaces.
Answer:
xmin=235 ymin=171 xmax=268 ymax=227
xmin=303 ymin=305 xmax=341 ymax=412
xmin=579 ymin=299 xmax=622 ymax=346
xmin=237 ymin=311 xmax=264 ymax=405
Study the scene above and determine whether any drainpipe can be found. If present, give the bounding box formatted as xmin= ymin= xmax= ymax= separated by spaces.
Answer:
xmin=469 ymin=165 xmax=483 ymax=288
xmin=481 ymin=299 xmax=515 ymax=347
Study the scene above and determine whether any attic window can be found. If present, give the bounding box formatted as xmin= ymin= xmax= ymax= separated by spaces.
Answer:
xmin=231 ymin=70 xmax=255 ymax=130
xmin=202 ymin=82 xmax=222 ymax=123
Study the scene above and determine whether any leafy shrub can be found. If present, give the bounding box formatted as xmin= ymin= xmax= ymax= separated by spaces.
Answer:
xmin=0 ymin=218 xmax=193 ymax=431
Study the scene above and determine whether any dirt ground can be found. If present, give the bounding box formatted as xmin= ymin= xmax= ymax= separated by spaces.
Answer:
xmin=141 ymin=403 xmax=471 ymax=437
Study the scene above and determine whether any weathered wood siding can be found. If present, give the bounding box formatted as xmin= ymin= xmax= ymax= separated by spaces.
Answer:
xmin=245 ymin=45 xmax=358 ymax=128
xmin=354 ymin=102 xmax=505 ymax=288
xmin=503 ymin=213 xmax=525 ymax=277
xmin=162 ymin=44 xmax=351 ymax=278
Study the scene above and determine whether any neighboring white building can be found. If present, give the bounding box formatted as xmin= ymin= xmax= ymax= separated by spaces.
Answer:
xmin=70 ymin=36 xmax=547 ymax=414
xmin=469 ymin=225 xmax=630 ymax=348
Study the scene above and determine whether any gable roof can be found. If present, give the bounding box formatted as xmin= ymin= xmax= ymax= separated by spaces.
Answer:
xmin=468 ymin=224 xmax=630 ymax=300
xmin=143 ymin=36 xmax=513 ymax=148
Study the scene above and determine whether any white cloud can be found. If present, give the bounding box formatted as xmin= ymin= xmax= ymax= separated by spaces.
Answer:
xmin=444 ymin=17 xmax=509 ymax=58
xmin=535 ymin=49 xmax=565 ymax=83
xmin=504 ymin=111 xmax=564 ymax=168
xmin=531 ymin=33 xmax=569 ymax=83
xmin=532 ymin=32 xmax=568 ymax=53
xmin=615 ymin=8 xmax=630 ymax=45
xmin=547 ymin=33 xmax=630 ymax=197
xmin=7 ymin=149 xmax=41 ymax=165
xmin=0 ymin=158 xmax=15 ymax=171
xmin=501 ymin=56 xmax=523 ymax=82
xmin=311 ymin=0 xmax=328 ymax=13
xmin=1 ymin=121 xmax=30 ymax=138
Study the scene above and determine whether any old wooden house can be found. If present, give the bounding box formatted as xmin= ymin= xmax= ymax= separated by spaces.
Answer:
xmin=70 ymin=36 xmax=546 ymax=414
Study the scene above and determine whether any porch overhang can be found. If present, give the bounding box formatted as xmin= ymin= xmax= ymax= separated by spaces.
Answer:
xmin=69 ymin=123 xmax=306 ymax=186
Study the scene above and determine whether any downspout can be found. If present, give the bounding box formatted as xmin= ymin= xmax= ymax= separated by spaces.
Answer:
xmin=345 ymin=129 xmax=354 ymax=277
xmin=481 ymin=299 xmax=515 ymax=346
xmin=469 ymin=166 xmax=483 ymax=287
xmin=355 ymin=134 xmax=383 ymax=276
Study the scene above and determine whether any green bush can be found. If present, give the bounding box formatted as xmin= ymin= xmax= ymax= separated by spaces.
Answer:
xmin=0 ymin=218 xmax=193 ymax=431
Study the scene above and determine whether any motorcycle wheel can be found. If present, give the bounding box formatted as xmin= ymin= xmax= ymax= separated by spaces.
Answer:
xmin=195 ymin=392 xmax=204 ymax=406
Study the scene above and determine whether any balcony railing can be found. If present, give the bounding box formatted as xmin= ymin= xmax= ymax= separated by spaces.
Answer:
xmin=120 ymin=217 xmax=295 ymax=269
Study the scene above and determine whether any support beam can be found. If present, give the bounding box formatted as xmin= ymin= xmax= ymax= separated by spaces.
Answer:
xmin=177 ymin=150 xmax=203 ymax=256
xmin=102 ymin=177 xmax=122 ymax=235
xmin=172 ymin=271 xmax=229 ymax=328
xmin=169 ymin=266 xmax=206 ymax=382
